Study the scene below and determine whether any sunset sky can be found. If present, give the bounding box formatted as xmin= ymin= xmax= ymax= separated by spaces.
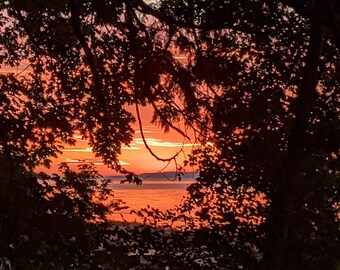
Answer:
xmin=1 ymin=60 xmax=198 ymax=176
xmin=42 ymin=105 xmax=198 ymax=176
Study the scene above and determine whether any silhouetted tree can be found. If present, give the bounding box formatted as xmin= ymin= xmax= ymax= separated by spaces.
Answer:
xmin=0 ymin=1 xmax=339 ymax=269
xmin=152 ymin=1 xmax=339 ymax=269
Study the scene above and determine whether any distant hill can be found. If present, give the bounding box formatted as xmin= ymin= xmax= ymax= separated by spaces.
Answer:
xmin=138 ymin=172 xmax=199 ymax=180
xmin=107 ymin=172 xmax=199 ymax=180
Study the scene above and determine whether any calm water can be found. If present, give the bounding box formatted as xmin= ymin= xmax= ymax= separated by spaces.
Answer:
xmin=109 ymin=178 xmax=194 ymax=222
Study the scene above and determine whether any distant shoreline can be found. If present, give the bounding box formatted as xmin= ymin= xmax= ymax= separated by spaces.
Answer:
xmin=107 ymin=171 xmax=199 ymax=180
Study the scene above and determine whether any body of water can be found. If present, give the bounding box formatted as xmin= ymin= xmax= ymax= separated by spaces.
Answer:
xmin=108 ymin=178 xmax=194 ymax=222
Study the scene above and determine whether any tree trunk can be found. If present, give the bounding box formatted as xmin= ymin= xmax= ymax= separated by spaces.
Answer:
xmin=261 ymin=21 xmax=324 ymax=270
xmin=0 ymin=155 xmax=14 ymax=264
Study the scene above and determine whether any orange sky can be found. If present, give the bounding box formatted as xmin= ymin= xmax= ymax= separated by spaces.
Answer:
xmin=38 ymin=105 xmax=198 ymax=176
xmin=1 ymin=52 xmax=198 ymax=176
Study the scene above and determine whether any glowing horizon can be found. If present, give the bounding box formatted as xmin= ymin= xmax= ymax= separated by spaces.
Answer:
xmin=37 ymin=117 xmax=198 ymax=176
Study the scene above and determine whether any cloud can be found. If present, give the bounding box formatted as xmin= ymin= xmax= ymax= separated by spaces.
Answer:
xmin=135 ymin=130 xmax=153 ymax=134
xmin=118 ymin=160 xmax=130 ymax=166
xmin=62 ymin=135 xmax=198 ymax=156
xmin=133 ymin=138 xmax=199 ymax=148
xmin=63 ymin=146 xmax=140 ymax=152
xmin=63 ymin=158 xmax=81 ymax=163
xmin=63 ymin=157 xmax=102 ymax=164
xmin=62 ymin=157 xmax=130 ymax=166
xmin=72 ymin=135 xmax=88 ymax=141
xmin=121 ymin=146 xmax=140 ymax=150
xmin=62 ymin=147 xmax=93 ymax=153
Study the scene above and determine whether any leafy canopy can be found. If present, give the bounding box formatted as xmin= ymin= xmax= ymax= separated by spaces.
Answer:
xmin=0 ymin=0 xmax=339 ymax=269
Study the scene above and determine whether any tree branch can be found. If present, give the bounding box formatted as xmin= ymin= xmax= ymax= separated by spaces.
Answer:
xmin=135 ymin=102 xmax=183 ymax=162
xmin=68 ymin=0 xmax=108 ymax=114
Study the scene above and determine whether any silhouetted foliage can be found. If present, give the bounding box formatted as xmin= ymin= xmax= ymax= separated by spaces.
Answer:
xmin=0 ymin=0 xmax=339 ymax=269
xmin=0 ymin=159 xmax=124 ymax=269
xmin=158 ymin=1 xmax=339 ymax=269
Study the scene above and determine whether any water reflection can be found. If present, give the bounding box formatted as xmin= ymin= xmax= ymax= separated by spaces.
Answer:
xmin=109 ymin=178 xmax=193 ymax=222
